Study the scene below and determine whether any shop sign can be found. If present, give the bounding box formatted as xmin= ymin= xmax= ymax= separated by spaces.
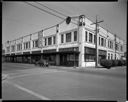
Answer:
xmin=23 ymin=52 xmax=30 ymax=55
xmin=32 ymin=50 xmax=41 ymax=54
xmin=38 ymin=30 xmax=43 ymax=48
xmin=99 ymin=50 xmax=107 ymax=56
xmin=85 ymin=47 xmax=96 ymax=54
xmin=59 ymin=47 xmax=79 ymax=52
xmin=16 ymin=52 xmax=22 ymax=55
xmin=43 ymin=49 xmax=56 ymax=53
xmin=11 ymin=53 xmax=15 ymax=55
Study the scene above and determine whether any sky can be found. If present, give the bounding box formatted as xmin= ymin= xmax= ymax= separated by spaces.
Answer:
xmin=2 ymin=1 xmax=127 ymax=51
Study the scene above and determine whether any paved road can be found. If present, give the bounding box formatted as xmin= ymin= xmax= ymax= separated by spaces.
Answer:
xmin=2 ymin=63 xmax=126 ymax=101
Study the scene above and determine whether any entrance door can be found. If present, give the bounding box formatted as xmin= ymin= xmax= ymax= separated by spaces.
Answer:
xmin=60 ymin=54 xmax=67 ymax=66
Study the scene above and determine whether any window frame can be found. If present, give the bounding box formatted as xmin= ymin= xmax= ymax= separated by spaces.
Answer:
xmin=66 ymin=32 xmax=72 ymax=43
xmin=74 ymin=31 xmax=77 ymax=42
xmin=89 ymin=32 xmax=93 ymax=43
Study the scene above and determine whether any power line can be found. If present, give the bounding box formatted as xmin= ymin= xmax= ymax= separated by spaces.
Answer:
xmin=36 ymin=2 xmax=67 ymax=17
xmin=25 ymin=2 xmax=78 ymax=26
xmin=24 ymin=2 xmax=64 ymax=20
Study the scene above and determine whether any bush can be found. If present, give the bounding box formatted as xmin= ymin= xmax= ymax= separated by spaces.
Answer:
xmin=111 ymin=60 xmax=119 ymax=66
xmin=121 ymin=60 xmax=126 ymax=66
xmin=100 ymin=59 xmax=113 ymax=69
xmin=118 ymin=60 xmax=124 ymax=66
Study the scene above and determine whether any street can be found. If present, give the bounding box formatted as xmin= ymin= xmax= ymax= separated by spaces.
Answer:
xmin=2 ymin=63 xmax=126 ymax=101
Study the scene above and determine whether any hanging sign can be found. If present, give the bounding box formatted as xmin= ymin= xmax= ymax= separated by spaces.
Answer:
xmin=38 ymin=30 xmax=43 ymax=48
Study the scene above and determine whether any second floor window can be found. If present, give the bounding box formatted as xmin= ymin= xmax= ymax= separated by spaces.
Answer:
xmin=61 ymin=34 xmax=64 ymax=43
xmin=94 ymin=35 xmax=96 ymax=44
xmin=89 ymin=33 xmax=93 ymax=43
xmin=44 ymin=38 xmax=47 ymax=46
xmin=85 ymin=31 xmax=88 ymax=42
xmin=99 ymin=37 xmax=100 ymax=45
xmin=101 ymin=38 xmax=104 ymax=46
xmin=33 ymin=40 xmax=38 ymax=48
xmin=7 ymin=47 xmax=10 ymax=52
xmin=66 ymin=32 xmax=71 ymax=42
xmin=11 ymin=45 xmax=15 ymax=52
xmin=24 ymin=42 xmax=30 ymax=49
xmin=121 ymin=45 xmax=123 ymax=52
xmin=48 ymin=37 xmax=52 ymax=45
xmin=53 ymin=36 xmax=56 ymax=44
xmin=74 ymin=31 xmax=77 ymax=41
xmin=17 ymin=44 xmax=22 ymax=51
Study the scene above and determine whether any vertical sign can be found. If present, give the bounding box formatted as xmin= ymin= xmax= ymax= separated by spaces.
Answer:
xmin=38 ymin=30 xmax=43 ymax=48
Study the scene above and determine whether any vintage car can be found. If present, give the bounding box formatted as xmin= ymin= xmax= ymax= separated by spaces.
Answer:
xmin=35 ymin=59 xmax=49 ymax=67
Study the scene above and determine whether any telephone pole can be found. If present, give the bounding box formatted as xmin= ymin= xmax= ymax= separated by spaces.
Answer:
xmin=91 ymin=15 xmax=104 ymax=68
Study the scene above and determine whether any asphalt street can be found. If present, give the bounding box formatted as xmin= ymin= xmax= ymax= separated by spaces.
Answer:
xmin=2 ymin=62 xmax=126 ymax=101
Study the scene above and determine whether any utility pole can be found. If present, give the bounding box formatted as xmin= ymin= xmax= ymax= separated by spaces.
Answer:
xmin=114 ymin=34 xmax=117 ymax=60
xmin=91 ymin=15 xmax=104 ymax=68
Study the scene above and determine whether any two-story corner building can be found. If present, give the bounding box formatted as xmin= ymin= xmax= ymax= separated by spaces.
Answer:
xmin=4 ymin=15 xmax=124 ymax=67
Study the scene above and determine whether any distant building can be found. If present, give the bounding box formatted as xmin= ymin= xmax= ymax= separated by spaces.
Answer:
xmin=4 ymin=15 xmax=124 ymax=67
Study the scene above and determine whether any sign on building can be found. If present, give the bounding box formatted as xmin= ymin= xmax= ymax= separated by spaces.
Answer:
xmin=38 ymin=30 xmax=43 ymax=48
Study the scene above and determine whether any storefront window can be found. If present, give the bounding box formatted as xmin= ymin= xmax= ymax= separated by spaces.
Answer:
xmin=85 ymin=47 xmax=96 ymax=62
xmin=108 ymin=53 xmax=110 ymax=60
xmin=85 ymin=54 xmax=95 ymax=62
xmin=66 ymin=32 xmax=71 ymax=42
xmin=111 ymin=54 xmax=113 ymax=59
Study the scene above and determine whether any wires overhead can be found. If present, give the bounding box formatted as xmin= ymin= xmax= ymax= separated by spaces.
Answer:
xmin=36 ymin=2 xmax=68 ymax=18
xmin=16 ymin=1 xmax=79 ymax=40
xmin=24 ymin=2 xmax=64 ymax=20
xmin=24 ymin=2 xmax=78 ymax=26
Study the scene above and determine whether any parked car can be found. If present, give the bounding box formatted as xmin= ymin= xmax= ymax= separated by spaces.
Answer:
xmin=35 ymin=59 xmax=49 ymax=67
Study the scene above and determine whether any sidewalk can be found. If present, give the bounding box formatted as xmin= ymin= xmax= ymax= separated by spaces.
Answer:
xmin=48 ymin=65 xmax=126 ymax=78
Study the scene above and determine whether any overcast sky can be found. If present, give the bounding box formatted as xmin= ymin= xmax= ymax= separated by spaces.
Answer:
xmin=2 ymin=1 xmax=127 ymax=51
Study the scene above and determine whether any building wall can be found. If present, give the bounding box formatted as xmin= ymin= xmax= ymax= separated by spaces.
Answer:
xmin=4 ymin=15 xmax=124 ymax=67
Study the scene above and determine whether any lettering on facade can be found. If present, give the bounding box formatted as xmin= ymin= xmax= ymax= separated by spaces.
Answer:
xmin=43 ymin=49 xmax=56 ymax=53
xmin=23 ymin=52 xmax=30 ymax=55
xmin=59 ymin=47 xmax=79 ymax=52
xmin=16 ymin=52 xmax=22 ymax=55
xmin=85 ymin=47 xmax=96 ymax=54
xmin=99 ymin=50 xmax=107 ymax=56
xmin=32 ymin=50 xmax=41 ymax=54
xmin=38 ymin=30 xmax=43 ymax=48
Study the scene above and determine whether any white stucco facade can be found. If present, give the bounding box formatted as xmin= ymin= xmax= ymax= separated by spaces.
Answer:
xmin=4 ymin=15 xmax=124 ymax=68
